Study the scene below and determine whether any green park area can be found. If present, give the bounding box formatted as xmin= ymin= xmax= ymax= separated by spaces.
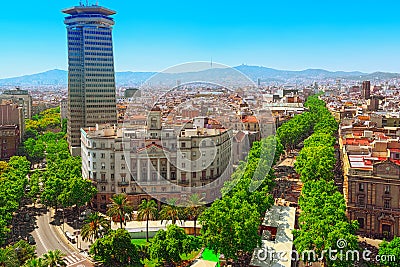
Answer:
xmin=131 ymin=238 xmax=150 ymax=246
xmin=201 ymin=248 xmax=220 ymax=266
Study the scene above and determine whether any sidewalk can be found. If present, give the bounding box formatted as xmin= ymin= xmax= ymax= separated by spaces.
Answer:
xmin=358 ymin=236 xmax=383 ymax=248
xmin=50 ymin=209 xmax=94 ymax=261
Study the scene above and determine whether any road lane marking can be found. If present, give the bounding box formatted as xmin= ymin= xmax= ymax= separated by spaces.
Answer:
xmin=35 ymin=228 xmax=49 ymax=252
xmin=46 ymin=211 xmax=74 ymax=254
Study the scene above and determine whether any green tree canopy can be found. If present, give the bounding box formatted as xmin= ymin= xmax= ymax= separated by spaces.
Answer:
xmin=0 ymin=246 xmax=18 ymax=267
xmin=0 ymin=157 xmax=30 ymax=244
xmin=149 ymin=224 xmax=200 ymax=264
xmin=295 ymin=145 xmax=336 ymax=183
xmin=379 ymin=237 xmax=400 ymax=267
xmin=199 ymin=196 xmax=261 ymax=261
xmin=107 ymin=194 xmax=133 ymax=229
xmin=90 ymin=229 xmax=139 ymax=266
xmin=303 ymin=133 xmax=336 ymax=148
xmin=293 ymin=180 xmax=359 ymax=266
xmin=81 ymin=212 xmax=110 ymax=243
xmin=159 ymin=198 xmax=183 ymax=225
xmin=42 ymin=250 xmax=66 ymax=267
xmin=12 ymin=240 xmax=36 ymax=266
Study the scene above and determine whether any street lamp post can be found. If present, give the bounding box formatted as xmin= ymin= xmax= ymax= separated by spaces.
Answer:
xmin=62 ymin=210 xmax=65 ymax=233
xmin=75 ymin=230 xmax=81 ymax=250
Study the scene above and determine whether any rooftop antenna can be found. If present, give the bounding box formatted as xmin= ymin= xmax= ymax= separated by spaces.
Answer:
xmin=86 ymin=0 xmax=89 ymax=6
xmin=79 ymin=0 xmax=83 ymax=6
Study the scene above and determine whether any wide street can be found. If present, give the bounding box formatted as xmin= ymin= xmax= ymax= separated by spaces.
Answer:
xmin=32 ymin=210 xmax=93 ymax=267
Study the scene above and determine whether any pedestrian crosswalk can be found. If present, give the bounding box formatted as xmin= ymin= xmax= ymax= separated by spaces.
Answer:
xmin=64 ymin=253 xmax=85 ymax=266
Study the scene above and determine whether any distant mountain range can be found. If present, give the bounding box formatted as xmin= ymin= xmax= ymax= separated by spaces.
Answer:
xmin=1 ymin=65 xmax=399 ymax=87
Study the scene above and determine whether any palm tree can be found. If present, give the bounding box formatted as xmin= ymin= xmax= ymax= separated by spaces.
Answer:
xmin=0 ymin=247 xmax=18 ymax=267
xmin=42 ymin=250 xmax=66 ymax=267
xmin=159 ymin=198 xmax=183 ymax=225
xmin=23 ymin=258 xmax=45 ymax=267
xmin=81 ymin=212 xmax=110 ymax=243
xmin=137 ymin=199 xmax=158 ymax=242
xmin=106 ymin=193 xmax=133 ymax=229
xmin=185 ymin=194 xmax=206 ymax=237
xmin=12 ymin=240 xmax=37 ymax=266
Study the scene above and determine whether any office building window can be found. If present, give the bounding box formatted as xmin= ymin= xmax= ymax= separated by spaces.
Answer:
xmin=357 ymin=218 xmax=365 ymax=229
xmin=359 ymin=183 xmax=364 ymax=192
xmin=357 ymin=195 xmax=365 ymax=205
xmin=384 ymin=199 xmax=391 ymax=209
xmin=384 ymin=185 xmax=390 ymax=194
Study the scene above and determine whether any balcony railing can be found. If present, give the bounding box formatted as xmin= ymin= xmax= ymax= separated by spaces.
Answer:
xmin=118 ymin=181 xmax=129 ymax=187
xmin=352 ymin=204 xmax=400 ymax=213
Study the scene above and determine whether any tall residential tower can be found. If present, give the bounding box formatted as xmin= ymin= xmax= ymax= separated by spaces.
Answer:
xmin=63 ymin=4 xmax=117 ymax=156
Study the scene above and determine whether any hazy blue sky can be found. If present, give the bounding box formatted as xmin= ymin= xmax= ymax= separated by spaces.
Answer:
xmin=1 ymin=0 xmax=399 ymax=78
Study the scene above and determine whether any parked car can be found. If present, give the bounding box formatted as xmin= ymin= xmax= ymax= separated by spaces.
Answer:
xmin=79 ymin=209 xmax=92 ymax=221
xmin=27 ymin=234 xmax=36 ymax=245
xmin=65 ymin=231 xmax=76 ymax=243
xmin=23 ymin=214 xmax=30 ymax=222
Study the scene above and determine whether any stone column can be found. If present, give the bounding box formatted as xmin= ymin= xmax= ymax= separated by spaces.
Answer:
xmin=351 ymin=182 xmax=356 ymax=204
xmin=137 ymin=158 xmax=141 ymax=182
xmin=371 ymin=184 xmax=376 ymax=205
xmin=147 ymin=158 xmax=151 ymax=182
xmin=167 ymin=160 xmax=171 ymax=180
xmin=371 ymin=214 xmax=376 ymax=233
xmin=157 ymin=158 xmax=161 ymax=181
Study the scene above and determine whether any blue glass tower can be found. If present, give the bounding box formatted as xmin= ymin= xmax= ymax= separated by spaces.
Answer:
xmin=63 ymin=4 xmax=117 ymax=156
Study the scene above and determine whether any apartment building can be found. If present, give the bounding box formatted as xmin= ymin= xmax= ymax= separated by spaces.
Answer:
xmin=0 ymin=104 xmax=24 ymax=160
xmin=82 ymin=111 xmax=233 ymax=209
xmin=340 ymin=127 xmax=400 ymax=239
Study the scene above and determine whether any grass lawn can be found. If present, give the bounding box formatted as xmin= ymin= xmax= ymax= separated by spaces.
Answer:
xmin=202 ymin=248 xmax=220 ymax=266
xmin=131 ymin=238 xmax=150 ymax=246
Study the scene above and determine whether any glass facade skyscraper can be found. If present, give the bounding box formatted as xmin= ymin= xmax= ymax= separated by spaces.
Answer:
xmin=63 ymin=4 xmax=117 ymax=156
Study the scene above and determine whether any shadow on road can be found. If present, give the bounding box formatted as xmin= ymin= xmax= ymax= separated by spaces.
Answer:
xmin=6 ymin=198 xmax=48 ymax=246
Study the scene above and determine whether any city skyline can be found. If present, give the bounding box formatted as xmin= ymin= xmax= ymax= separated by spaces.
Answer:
xmin=1 ymin=0 xmax=400 ymax=79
